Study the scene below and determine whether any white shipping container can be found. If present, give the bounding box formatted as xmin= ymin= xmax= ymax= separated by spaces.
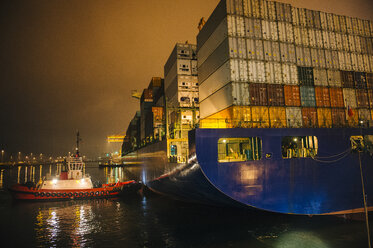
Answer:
xmin=315 ymin=30 xmax=323 ymax=48
xmin=322 ymin=31 xmax=330 ymax=49
xmin=351 ymin=53 xmax=358 ymax=71
xmin=285 ymin=23 xmax=294 ymax=43
xmin=357 ymin=19 xmax=364 ymax=36
xmin=313 ymin=68 xmax=328 ymax=86
xmin=275 ymin=62 xmax=283 ymax=84
xmin=226 ymin=0 xmax=235 ymax=15
xmin=263 ymin=40 xmax=272 ymax=61
xmin=278 ymin=22 xmax=287 ymax=42
xmin=348 ymin=34 xmax=356 ymax=52
xmin=246 ymin=38 xmax=255 ymax=59
xmin=230 ymin=59 xmax=240 ymax=82
xmin=339 ymin=15 xmax=347 ymax=33
xmin=199 ymin=61 xmax=230 ymax=101
xmin=236 ymin=16 xmax=245 ymax=37
xmin=291 ymin=7 xmax=299 ymax=26
xmin=363 ymin=54 xmax=371 ymax=72
xmin=320 ymin=12 xmax=328 ymax=30
xmin=301 ymin=27 xmax=309 ymax=46
xmin=299 ymin=8 xmax=307 ymax=27
xmin=343 ymin=88 xmax=357 ymax=108
xmin=252 ymin=0 xmax=260 ymax=18
xmin=329 ymin=32 xmax=337 ymax=50
xmin=265 ymin=62 xmax=275 ymax=84
xmin=288 ymin=44 xmax=296 ymax=64
xmin=317 ymin=49 xmax=326 ymax=68
xmin=346 ymin=16 xmax=353 ymax=34
xmin=229 ymin=37 xmax=238 ymax=58
xmin=342 ymin=34 xmax=349 ymax=51
xmin=357 ymin=54 xmax=364 ymax=72
xmin=248 ymin=60 xmax=265 ymax=83
xmin=326 ymin=13 xmax=335 ymax=31
xmin=335 ymin=33 xmax=343 ymax=51
xmin=360 ymin=37 xmax=368 ymax=54
xmin=234 ymin=0 xmax=243 ymax=16
xmin=227 ymin=15 xmax=237 ymax=37
xmin=272 ymin=41 xmax=280 ymax=62
xmin=308 ymin=28 xmax=316 ymax=47
xmin=327 ymin=69 xmax=342 ymax=87
xmin=338 ymin=51 xmax=346 ymax=70
xmin=199 ymin=82 xmax=250 ymax=119
xmin=294 ymin=26 xmax=302 ymax=45
xmin=310 ymin=48 xmax=319 ymax=67
xmin=276 ymin=1 xmax=285 ymax=21
xmin=325 ymin=50 xmax=333 ymax=69
xmin=305 ymin=9 xmax=314 ymax=28
xmin=354 ymin=36 xmax=361 ymax=53
xmin=290 ymin=64 xmax=298 ymax=85
xmin=303 ymin=47 xmax=312 ymax=67
xmin=267 ymin=1 xmax=276 ymax=20
xmin=259 ymin=0 xmax=268 ymax=19
xmin=282 ymin=63 xmax=291 ymax=84
xmin=284 ymin=4 xmax=292 ymax=23
xmin=243 ymin=0 xmax=252 ymax=17
xmin=245 ymin=18 xmax=262 ymax=38
xmin=237 ymin=37 xmax=247 ymax=59
xmin=270 ymin=21 xmax=278 ymax=41
xmin=331 ymin=50 xmax=340 ymax=70
xmin=370 ymin=55 xmax=373 ymax=72
xmin=344 ymin=52 xmax=352 ymax=71
xmin=286 ymin=107 xmax=303 ymax=128
xmin=363 ymin=20 xmax=371 ymax=37
xmin=239 ymin=59 xmax=249 ymax=81
xmin=255 ymin=39 xmax=264 ymax=60
xmin=296 ymin=46 xmax=304 ymax=66
xmin=280 ymin=42 xmax=289 ymax=63
xmin=333 ymin=14 xmax=341 ymax=32
xmin=262 ymin=20 xmax=271 ymax=40
xmin=352 ymin=18 xmax=359 ymax=35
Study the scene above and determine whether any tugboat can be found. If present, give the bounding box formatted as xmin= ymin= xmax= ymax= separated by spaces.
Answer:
xmin=9 ymin=132 xmax=138 ymax=201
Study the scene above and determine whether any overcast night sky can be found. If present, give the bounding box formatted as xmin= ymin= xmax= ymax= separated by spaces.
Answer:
xmin=0 ymin=0 xmax=372 ymax=159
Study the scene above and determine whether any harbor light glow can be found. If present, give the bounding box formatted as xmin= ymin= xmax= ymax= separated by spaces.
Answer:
xmin=52 ymin=179 xmax=58 ymax=184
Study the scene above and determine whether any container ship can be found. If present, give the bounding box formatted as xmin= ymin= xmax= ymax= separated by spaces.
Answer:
xmin=122 ymin=0 xmax=373 ymax=215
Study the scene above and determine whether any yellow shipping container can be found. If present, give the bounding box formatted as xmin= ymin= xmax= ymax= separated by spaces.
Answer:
xmin=371 ymin=110 xmax=373 ymax=120
xmin=200 ymin=106 xmax=252 ymax=128
xmin=269 ymin=107 xmax=287 ymax=128
xmin=252 ymin=107 xmax=270 ymax=128
xmin=346 ymin=108 xmax=359 ymax=127
xmin=317 ymin=108 xmax=332 ymax=128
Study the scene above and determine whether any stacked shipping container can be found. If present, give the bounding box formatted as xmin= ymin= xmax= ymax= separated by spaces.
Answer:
xmin=198 ymin=0 xmax=373 ymax=128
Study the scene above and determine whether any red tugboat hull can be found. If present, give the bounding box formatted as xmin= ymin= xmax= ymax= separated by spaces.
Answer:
xmin=8 ymin=180 xmax=137 ymax=201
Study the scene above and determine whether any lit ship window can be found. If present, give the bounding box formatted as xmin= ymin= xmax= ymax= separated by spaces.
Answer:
xmin=218 ymin=137 xmax=262 ymax=163
xmin=282 ymin=136 xmax=318 ymax=159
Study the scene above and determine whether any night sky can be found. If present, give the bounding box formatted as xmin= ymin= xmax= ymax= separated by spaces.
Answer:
xmin=0 ymin=0 xmax=372 ymax=159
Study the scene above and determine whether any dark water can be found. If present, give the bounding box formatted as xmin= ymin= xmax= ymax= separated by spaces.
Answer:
xmin=0 ymin=164 xmax=371 ymax=248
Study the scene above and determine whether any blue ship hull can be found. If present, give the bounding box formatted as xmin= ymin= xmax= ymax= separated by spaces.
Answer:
xmin=127 ymin=128 xmax=373 ymax=215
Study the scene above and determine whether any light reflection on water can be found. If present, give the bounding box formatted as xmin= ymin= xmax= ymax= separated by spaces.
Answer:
xmin=0 ymin=164 xmax=372 ymax=247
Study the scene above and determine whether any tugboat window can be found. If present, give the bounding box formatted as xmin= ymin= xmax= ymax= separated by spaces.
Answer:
xmin=282 ymin=136 xmax=318 ymax=158
xmin=218 ymin=137 xmax=262 ymax=162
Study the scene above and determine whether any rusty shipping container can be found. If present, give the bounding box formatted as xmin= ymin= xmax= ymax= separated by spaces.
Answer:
xmin=354 ymin=72 xmax=367 ymax=89
xmin=302 ymin=107 xmax=318 ymax=128
xmin=250 ymin=83 xmax=268 ymax=106
xmin=315 ymin=87 xmax=331 ymax=107
xmin=329 ymin=87 xmax=344 ymax=108
xmin=341 ymin=71 xmax=354 ymax=88
xmin=267 ymin=84 xmax=285 ymax=106
xmin=331 ymin=108 xmax=346 ymax=127
xmin=284 ymin=85 xmax=301 ymax=106
xmin=317 ymin=108 xmax=332 ymax=128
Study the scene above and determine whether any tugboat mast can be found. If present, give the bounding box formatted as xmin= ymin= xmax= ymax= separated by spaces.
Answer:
xmin=76 ymin=131 xmax=81 ymax=157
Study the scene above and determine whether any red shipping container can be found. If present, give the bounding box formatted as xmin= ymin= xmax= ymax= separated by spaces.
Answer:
xmin=267 ymin=84 xmax=285 ymax=106
xmin=329 ymin=87 xmax=344 ymax=107
xmin=250 ymin=83 xmax=268 ymax=106
xmin=284 ymin=85 xmax=301 ymax=106
xmin=302 ymin=107 xmax=318 ymax=128
xmin=331 ymin=108 xmax=346 ymax=127
xmin=315 ymin=87 xmax=330 ymax=107
xmin=356 ymin=89 xmax=369 ymax=107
